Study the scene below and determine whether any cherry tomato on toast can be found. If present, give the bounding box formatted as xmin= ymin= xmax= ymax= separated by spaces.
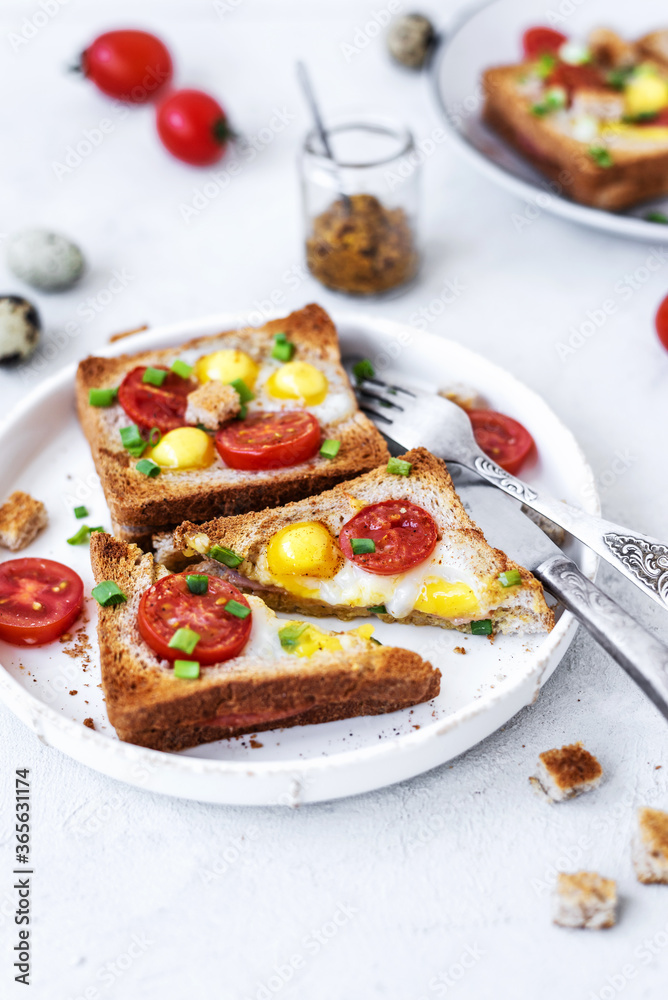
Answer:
xmin=339 ymin=501 xmax=439 ymax=576
xmin=215 ymin=411 xmax=321 ymax=470
xmin=79 ymin=30 xmax=172 ymax=103
xmin=522 ymin=26 xmax=567 ymax=59
xmin=655 ymin=293 xmax=668 ymax=351
xmin=0 ymin=558 xmax=84 ymax=647
xmin=117 ymin=366 xmax=196 ymax=433
xmin=469 ymin=410 xmax=535 ymax=476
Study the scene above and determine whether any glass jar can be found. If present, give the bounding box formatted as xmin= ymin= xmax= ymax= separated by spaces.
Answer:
xmin=300 ymin=113 xmax=420 ymax=297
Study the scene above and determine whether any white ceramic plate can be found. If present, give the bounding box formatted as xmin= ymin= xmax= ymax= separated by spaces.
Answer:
xmin=432 ymin=0 xmax=668 ymax=242
xmin=0 ymin=313 xmax=598 ymax=806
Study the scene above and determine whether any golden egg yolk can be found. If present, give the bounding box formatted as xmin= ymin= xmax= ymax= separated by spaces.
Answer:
xmin=150 ymin=427 xmax=215 ymax=470
xmin=625 ymin=75 xmax=668 ymax=118
xmin=285 ymin=622 xmax=375 ymax=657
xmin=414 ymin=579 xmax=480 ymax=618
xmin=265 ymin=361 xmax=328 ymax=406
xmin=266 ymin=522 xmax=341 ymax=579
xmin=194 ymin=349 xmax=259 ymax=389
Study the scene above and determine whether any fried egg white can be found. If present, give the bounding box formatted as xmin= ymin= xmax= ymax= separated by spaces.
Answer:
xmin=242 ymin=595 xmax=377 ymax=659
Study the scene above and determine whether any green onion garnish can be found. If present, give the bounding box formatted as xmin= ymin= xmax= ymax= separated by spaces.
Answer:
xmin=74 ymin=505 xmax=88 ymax=519
xmin=229 ymin=378 xmax=254 ymax=404
xmin=136 ymin=458 xmax=160 ymax=477
xmin=471 ymin=619 xmax=493 ymax=636
xmin=142 ymin=367 xmax=167 ymax=387
xmin=92 ymin=581 xmax=127 ymax=607
xmin=209 ymin=545 xmax=243 ymax=568
xmin=535 ymin=53 xmax=556 ymax=79
xmin=89 ymin=387 xmax=118 ymax=407
xmin=320 ymin=439 xmax=341 ymax=459
xmin=588 ymin=146 xmax=613 ymax=168
xmin=120 ymin=424 xmax=147 ymax=457
xmin=90 ymin=526 xmax=105 ymax=534
xmin=498 ymin=569 xmax=522 ymax=588
xmin=607 ymin=66 xmax=633 ymax=90
xmin=369 ymin=637 xmax=383 ymax=646
xmin=149 ymin=427 xmax=161 ymax=446
xmin=352 ymin=359 xmax=375 ymax=382
xmin=646 ymin=211 xmax=668 ymax=224
xmin=387 ymin=457 xmax=412 ymax=477
xmin=168 ymin=627 xmax=200 ymax=655
xmin=186 ymin=574 xmax=208 ymax=594
xmin=368 ymin=604 xmax=387 ymax=614
xmin=278 ymin=622 xmax=309 ymax=649
xmin=174 ymin=660 xmax=200 ymax=679
xmin=67 ymin=525 xmax=92 ymax=545
xmin=171 ymin=359 xmax=193 ymax=379
xmin=271 ymin=333 xmax=295 ymax=362
xmin=351 ymin=538 xmax=375 ymax=555
xmin=224 ymin=599 xmax=250 ymax=619
xmin=238 ymin=404 xmax=248 ymax=420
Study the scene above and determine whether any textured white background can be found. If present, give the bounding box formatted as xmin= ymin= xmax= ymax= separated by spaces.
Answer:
xmin=1 ymin=1 xmax=668 ymax=998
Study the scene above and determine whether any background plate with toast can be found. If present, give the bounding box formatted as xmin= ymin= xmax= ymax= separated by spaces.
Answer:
xmin=0 ymin=313 xmax=598 ymax=805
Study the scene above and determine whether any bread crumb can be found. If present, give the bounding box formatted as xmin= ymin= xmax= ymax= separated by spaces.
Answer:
xmin=0 ymin=491 xmax=48 ymax=551
xmin=553 ymin=872 xmax=617 ymax=929
xmin=530 ymin=742 xmax=602 ymax=803
xmin=69 ymin=690 xmax=77 ymax=696
xmin=185 ymin=381 xmax=240 ymax=430
xmin=632 ymin=807 xmax=668 ymax=884
xmin=83 ymin=717 xmax=95 ymax=730
xmin=453 ymin=646 xmax=466 ymax=655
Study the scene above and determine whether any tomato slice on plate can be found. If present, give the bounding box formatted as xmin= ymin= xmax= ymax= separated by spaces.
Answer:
xmin=522 ymin=26 xmax=567 ymax=59
xmin=215 ymin=411 xmax=321 ymax=471
xmin=138 ymin=574 xmax=252 ymax=664
xmin=548 ymin=61 xmax=607 ymax=97
xmin=0 ymin=558 xmax=84 ymax=646
xmin=117 ymin=366 xmax=197 ymax=433
xmin=469 ymin=410 xmax=535 ymax=476
xmin=339 ymin=500 xmax=438 ymax=576
xmin=656 ymin=293 xmax=668 ymax=351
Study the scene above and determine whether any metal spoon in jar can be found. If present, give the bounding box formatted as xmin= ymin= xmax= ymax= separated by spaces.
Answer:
xmin=296 ymin=61 xmax=351 ymax=213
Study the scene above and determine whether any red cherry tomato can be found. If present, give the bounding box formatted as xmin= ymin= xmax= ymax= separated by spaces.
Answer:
xmin=80 ymin=30 xmax=172 ymax=103
xmin=548 ymin=61 xmax=606 ymax=97
xmin=138 ymin=574 xmax=252 ymax=664
xmin=639 ymin=109 xmax=668 ymax=126
xmin=469 ymin=410 xmax=536 ymax=475
xmin=339 ymin=501 xmax=439 ymax=576
xmin=522 ymin=26 xmax=568 ymax=59
xmin=118 ymin=366 xmax=196 ymax=433
xmin=156 ymin=89 xmax=232 ymax=166
xmin=655 ymin=294 xmax=668 ymax=351
xmin=215 ymin=411 xmax=321 ymax=470
xmin=0 ymin=558 xmax=84 ymax=647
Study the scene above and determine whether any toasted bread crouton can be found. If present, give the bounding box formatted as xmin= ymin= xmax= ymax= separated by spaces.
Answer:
xmin=185 ymin=381 xmax=240 ymax=430
xmin=530 ymin=742 xmax=602 ymax=802
xmin=553 ymin=872 xmax=617 ymax=929
xmin=0 ymin=491 xmax=48 ymax=551
xmin=588 ymin=27 xmax=638 ymax=68
xmin=632 ymin=807 xmax=668 ymax=884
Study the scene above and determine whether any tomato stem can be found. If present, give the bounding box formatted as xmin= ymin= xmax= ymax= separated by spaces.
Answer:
xmin=212 ymin=118 xmax=235 ymax=144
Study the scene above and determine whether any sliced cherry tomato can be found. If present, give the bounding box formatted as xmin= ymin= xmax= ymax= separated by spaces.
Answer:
xmin=117 ymin=366 xmax=197 ymax=433
xmin=522 ymin=26 xmax=567 ymax=59
xmin=156 ymin=89 xmax=232 ymax=166
xmin=469 ymin=410 xmax=536 ymax=476
xmin=638 ymin=109 xmax=668 ymax=127
xmin=215 ymin=411 xmax=321 ymax=471
xmin=138 ymin=574 xmax=252 ymax=664
xmin=548 ymin=61 xmax=607 ymax=97
xmin=79 ymin=30 xmax=172 ymax=103
xmin=339 ymin=500 xmax=438 ymax=576
xmin=0 ymin=558 xmax=84 ymax=647
xmin=655 ymin=293 xmax=668 ymax=351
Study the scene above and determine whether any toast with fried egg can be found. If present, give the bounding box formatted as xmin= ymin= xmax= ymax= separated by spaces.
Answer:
xmin=90 ymin=532 xmax=439 ymax=751
xmin=170 ymin=448 xmax=554 ymax=636
xmin=76 ymin=305 xmax=389 ymax=550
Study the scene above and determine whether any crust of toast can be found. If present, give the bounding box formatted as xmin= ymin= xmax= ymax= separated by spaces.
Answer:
xmin=77 ymin=304 xmax=389 ymax=545
xmin=172 ymin=447 xmax=555 ymax=636
xmin=90 ymin=532 xmax=439 ymax=750
xmin=483 ymin=65 xmax=668 ymax=210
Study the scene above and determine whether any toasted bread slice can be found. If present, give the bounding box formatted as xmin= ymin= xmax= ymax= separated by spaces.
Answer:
xmin=483 ymin=63 xmax=668 ymax=210
xmin=90 ymin=532 xmax=439 ymax=751
xmin=171 ymin=448 xmax=554 ymax=636
xmin=77 ymin=304 xmax=389 ymax=549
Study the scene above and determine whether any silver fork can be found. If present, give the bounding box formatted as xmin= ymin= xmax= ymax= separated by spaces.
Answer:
xmin=348 ymin=362 xmax=668 ymax=612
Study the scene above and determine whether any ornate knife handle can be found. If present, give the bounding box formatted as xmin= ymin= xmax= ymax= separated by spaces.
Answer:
xmin=472 ymin=455 xmax=668 ymax=613
xmin=536 ymin=554 xmax=668 ymax=721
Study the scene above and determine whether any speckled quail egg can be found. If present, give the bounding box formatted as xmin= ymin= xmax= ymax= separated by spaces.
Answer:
xmin=387 ymin=14 xmax=435 ymax=69
xmin=7 ymin=229 xmax=85 ymax=292
xmin=0 ymin=296 xmax=41 ymax=362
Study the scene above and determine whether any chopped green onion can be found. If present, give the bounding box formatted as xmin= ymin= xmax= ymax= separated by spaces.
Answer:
xmin=92 ymin=581 xmax=127 ymax=607
xmin=88 ymin=387 xmax=117 ymax=407
xmin=168 ymin=627 xmax=200 ymax=655
xmin=149 ymin=427 xmax=161 ymax=446
xmin=387 ymin=457 xmax=412 ymax=477
xmin=171 ymin=359 xmax=193 ymax=379
xmin=224 ymin=599 xmax=250 ymax=619
xmin=588 ymin=146 xmax=613 ymax=168
xmin=646 ymin=211 xmax=668 ymax=224
xmin=174 ymin=660 xmax=200 ymax=679
xmin=471 ymin=619 xmax=493 ymax=636
xmin=229 ymin=377 xmax=254 ymax=404
xmin=369 ymin=637 xmax=383 ymax=646
xmin=607 ymin=66 xmax=633 ymax=90
xmin=142 ymin=366 xmax=167 ymax=387
xmin=351 ymin=538 xmax=375 ymax=555
xmin=209 ymin=545 xmax=243 ymax=568
xmin=320 ymin=439 xmax=341 ymax=459
xmin=498 ymin=569 xmax=522 ymax=588
xmin=74 ymin=505 xmax=88 ymax=519
xmin=238 ymin=403 xmax=248 ymax=420
xmin=535 ymin=53 xmax=556 ymax=79
xmin=623 ymin=111 xmax=659 ymax=124
xmin=67 ymin=524 xmax=92 ymax=545
xmin=352 ymin=359 xmax=375 ymax=382
xmin=186 ymin=574 xmax=208 ymax=595
xmin=120 ymin=424 xmax=147 ymax=457
xmin=271 ymin=333 xmax=295 ymax=362
xmin=136 ymin=458 xmax=160 ymax=477
xmin=89 ymin=526 xmax=105 ymax=534
xmin=368 ymin=604 xmax=387 ymax=614
xmin=278 ymin=622 xmax=309 ymax=649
